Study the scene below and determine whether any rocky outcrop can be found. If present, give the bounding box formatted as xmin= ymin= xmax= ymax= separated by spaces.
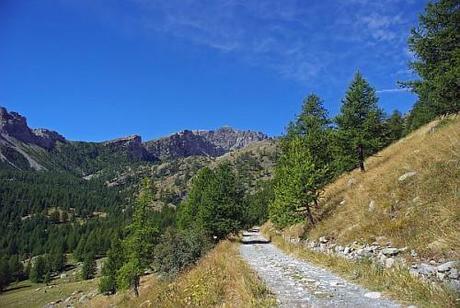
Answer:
xmin=145 ymin=127 xmax=268 ymax=160
xmin=104 ymin=135 xmax=156 ymax=161
xmin=195 ymin=127 xmax=268 ymax=151
xmin=0 ymin=106 xmax=66 ymax=150
xmin=145 ymin=130 xmax=225 ymax=160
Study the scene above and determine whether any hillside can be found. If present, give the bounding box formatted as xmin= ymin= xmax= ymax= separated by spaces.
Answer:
xmin=304 ymin=115 xmax=459 ymax=259
xmin=262 ymin=115 xmax=460 ymax=305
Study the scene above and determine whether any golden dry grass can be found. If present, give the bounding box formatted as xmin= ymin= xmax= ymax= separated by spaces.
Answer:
xmin=262 ymin=224 xmax=458 ymax=308
xmin=304 ymin=115 xmax=460 ymax=260
xmin=87 ymin=240 xmax=275 ymax=308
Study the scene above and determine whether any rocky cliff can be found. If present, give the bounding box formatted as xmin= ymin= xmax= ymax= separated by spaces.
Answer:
xmin=145 ymin=127 xmax=268 ymax=160
xmin=0 ymin=106 xmax=66 ymax=150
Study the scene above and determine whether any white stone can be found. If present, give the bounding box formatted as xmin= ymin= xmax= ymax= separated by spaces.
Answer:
xmin=368 ymin=200 xmax=376 ymax=211
xmin=364 ymin=291 xmax=381 ymax=299
xmin=398 ymin=171 xmax=417 ymax=182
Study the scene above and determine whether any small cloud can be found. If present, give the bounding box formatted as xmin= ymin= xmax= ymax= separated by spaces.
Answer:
xmin=376 ymin=88 xmax=410 ymax=93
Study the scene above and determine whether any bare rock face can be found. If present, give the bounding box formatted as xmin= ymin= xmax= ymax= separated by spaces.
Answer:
xmin=194 ymin=127 xmax=268 ymax=151
xmin=0 ymin=106 xmax=66 ymax=150
xmin=104 ymin=135 xmax=156 ymax=161
xmin=145 ymin=127 xmax=268 ymax=160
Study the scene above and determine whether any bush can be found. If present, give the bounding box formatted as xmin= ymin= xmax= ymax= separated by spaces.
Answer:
xmin=153 ymin=228 xmax=212 ymax=277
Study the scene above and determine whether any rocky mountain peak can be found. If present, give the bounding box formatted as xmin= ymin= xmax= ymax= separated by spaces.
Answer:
xmin=195 ymin=127 xmax=268 ymax=151
xmin=0 ymin=106 xmax=66 ymax=149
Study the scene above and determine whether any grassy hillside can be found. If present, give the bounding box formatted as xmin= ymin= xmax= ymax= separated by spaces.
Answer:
xmin=89 ymin=240 xmax=275 ymax=308
xmin=300 ymin=115 xmax=460 ymax=260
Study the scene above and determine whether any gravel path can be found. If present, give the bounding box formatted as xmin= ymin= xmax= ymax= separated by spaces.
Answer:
xmin=240 ymin=229 xmax=400 ymax=308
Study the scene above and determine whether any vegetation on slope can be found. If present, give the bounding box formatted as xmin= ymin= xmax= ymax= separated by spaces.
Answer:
xmin=306 ymin=115 xmax=460 ymax=259
xmin=91 ymin=240 xmax=275 ymax=308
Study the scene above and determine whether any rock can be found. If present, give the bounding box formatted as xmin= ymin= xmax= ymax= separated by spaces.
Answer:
xmin=364 ymin=291 xmax=381 ymax=299
xmin=35 ymin=288 xmax=41 ymax=291
xmin=71 ymin=290 xmax=82 ymax=296
xmin=145 ymin=127 xmax=268 ymax=160
xmin=343 ymin=247 xmax=351 ymax=254
xmin=340 ymin=200 xmax=346 ymax=206
xmin=319 ymin=236 xmax=328 ymax=243
xmin=398 ymin=171 xmax=417 ymax=182
xmin=368 ymin=200 xmax=376 ymax=212
xmin=449 ymin=268 xmax=459 ymax=279
xmin=429 ymin=260 xmax=436 ymax=265
xmin=385 ymin=257 xmax=396 ymax=268
xmin=436 ymin=261 xmax=458 ymax=272
xmin=411 ymin=249 xmax=417 ymax=257
xmin=329 ymin=281 xmax=344 ymax=287
xmin=60 ymin=273 xmax=67 ymax=279
xmin=417 ymin=263 xmax=436 ymax=276
xmin=436 ymin=272 xmax=446 ymax=280
xmin=445 ymin=280 xmax=460 ymax=293
xmin=79 ymin=295 xmax=88 ymax=303
xmin=381 ymin=248 xmax=399 ymax=256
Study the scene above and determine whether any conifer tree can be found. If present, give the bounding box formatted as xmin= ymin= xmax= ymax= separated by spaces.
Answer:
xmin=81 ymin=254 xmax=96 ymax=280
xmin=334 ymin=72 xmax=385 ymax=172
xmin=30 ymin=256 xmax=47 ymax=283
xmin=403 ymin=0 xmax=460 ymax=131
xmin=385 ymin=110 xmax=405 ymax=143
xmin=269 ymin=137 xmax=327 ymax=228
xmin=117 ymin=179 xmax=159 ymax=296
xmin=287 ymin=93 xmax=332 ymax=178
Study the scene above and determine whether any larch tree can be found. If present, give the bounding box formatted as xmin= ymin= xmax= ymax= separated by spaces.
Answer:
xmin=334 ymin=72 xmax=385 ymax=172
xmin=403 ymin=0 xmax=460 ymax=131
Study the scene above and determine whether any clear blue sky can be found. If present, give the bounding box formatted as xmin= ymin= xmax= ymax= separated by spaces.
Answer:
xmin=0 ymin=0 xmax=428 ymax=142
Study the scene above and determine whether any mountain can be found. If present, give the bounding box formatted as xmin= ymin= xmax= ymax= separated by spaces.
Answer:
xmin=144 ymin=127 xmax=268 ymax=160
xmin=0 ymin=106 xmax=269 ymax=171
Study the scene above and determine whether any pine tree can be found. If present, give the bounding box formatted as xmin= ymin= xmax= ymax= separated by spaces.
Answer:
xmin=385 ymin=110 xmax=405 ymax=143
xmin=0 ymin=258 xmax=11 ymax=291
xmin=177 ymin=165 xmax=244 ymax=240
xmin=403 ymin=0 xmax=460 ymax=130
xmin=99 ymin=238 xmax=123 ymax=294
xmin=30 ymin=256 xmax=47 ymax=283
xmin=81 ymin=254 xmax=96 ymax=280
xmin=335 ymin=72 xmax=385 ymax=172
xmin=269 ymin=137 xmax=327 ymax=228
xmin=117 ymin=179 xmax=159 ymax=296
xmin=286 ymin=93 xmax=332 ymax=178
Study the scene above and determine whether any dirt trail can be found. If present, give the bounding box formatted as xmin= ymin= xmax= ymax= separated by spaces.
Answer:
xmin=240 ymin=229 xmax=400 ymax=308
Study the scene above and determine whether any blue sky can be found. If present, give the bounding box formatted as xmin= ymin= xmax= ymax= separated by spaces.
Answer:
xmin=0 ymin=0 xmax=428 ymax=141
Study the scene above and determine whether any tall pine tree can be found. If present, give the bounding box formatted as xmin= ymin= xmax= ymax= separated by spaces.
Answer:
xmin=403 ymin=0 xmax=460 ymax=131
xmin=334 ymin=72 xmax=385 ymax=172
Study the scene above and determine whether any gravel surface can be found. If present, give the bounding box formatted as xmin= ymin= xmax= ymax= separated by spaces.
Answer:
xmin=240 ymin=230 xmax=401 ymax=308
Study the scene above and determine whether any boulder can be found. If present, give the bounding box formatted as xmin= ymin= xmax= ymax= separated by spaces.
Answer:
xmin=436 ymin=261 xmax=458 ymax=272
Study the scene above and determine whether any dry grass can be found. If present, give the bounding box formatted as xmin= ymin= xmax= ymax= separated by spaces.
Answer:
xmin=88 ymin=240 xmax=276 ymax=308
xmin=262 ymin=223 xmax=459 ymax=308
xmin=304 ymin=115 xmax=460 ymax=260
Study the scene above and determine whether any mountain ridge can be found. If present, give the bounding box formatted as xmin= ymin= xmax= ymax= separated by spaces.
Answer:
xmin=0 ymin=106 xmax=269 ymax=170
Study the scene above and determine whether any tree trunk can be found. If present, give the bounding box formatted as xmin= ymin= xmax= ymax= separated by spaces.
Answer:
xmin=305 ymin=204 xmax=315 ymax=226
xmin=357 ymin=143 xmax=365 ymax=172
xmin=133 ymin=275 xmax=140 ymax=297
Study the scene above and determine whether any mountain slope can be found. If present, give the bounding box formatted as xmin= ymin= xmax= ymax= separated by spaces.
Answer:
xmin=305 ymin=115 xmax=460 ymax=259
